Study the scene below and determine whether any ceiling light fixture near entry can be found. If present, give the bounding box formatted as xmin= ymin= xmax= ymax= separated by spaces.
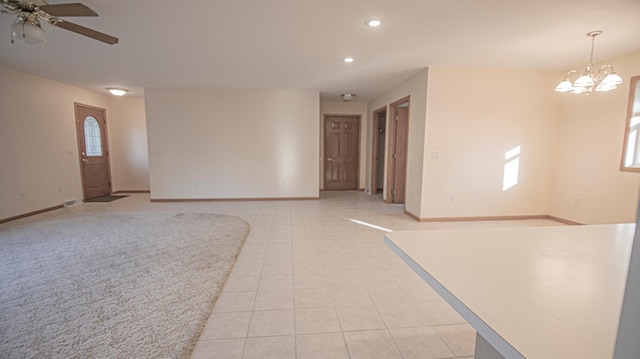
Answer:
xmin=343 ymin=57 xmax=354 ymax=63
xmin=341 ymin=93 xmax=356 ymax=102
xmin=107 ymin=88 xmax=128 ymax=96
xmin=365 ymin=19 xmax=383 ymax=27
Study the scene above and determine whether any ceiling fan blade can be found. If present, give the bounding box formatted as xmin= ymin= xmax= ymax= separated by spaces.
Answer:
xmin=53 ymin=20 xmax=118 ymax=44
xmin=40 ymin=3 xmax=97 ymax=17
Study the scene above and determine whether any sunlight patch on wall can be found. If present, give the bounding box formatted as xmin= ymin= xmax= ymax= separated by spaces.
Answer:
xmin=502 ymin=145 xmax=521 ymax=191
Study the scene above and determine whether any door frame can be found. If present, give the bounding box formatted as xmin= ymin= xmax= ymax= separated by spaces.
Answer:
xmin=322 ymin=114 xmax=361 ymax=190
xmin=385 ymin=96 xmax=410 ymax=204
xmin=74 ymin=102 xmax=113 ymax=200
xmin=370 ymin=106 xmax=387 ymax=195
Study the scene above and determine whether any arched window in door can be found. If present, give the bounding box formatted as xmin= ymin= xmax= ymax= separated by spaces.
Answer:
xmin=84 ymin=116 xmax=102 ymax=156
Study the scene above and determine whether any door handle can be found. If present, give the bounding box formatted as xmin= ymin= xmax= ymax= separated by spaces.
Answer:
xmin=327 ymin=158 xmax=333 ymax=161
xmin=82 ymin=159 xmax=87 ymax=163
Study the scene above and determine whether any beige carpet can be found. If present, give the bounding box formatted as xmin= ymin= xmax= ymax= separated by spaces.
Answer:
xmin=0 ymin=208 xmax=249 ymax=358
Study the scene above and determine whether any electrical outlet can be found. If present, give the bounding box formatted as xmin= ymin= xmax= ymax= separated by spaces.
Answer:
xmin=57 ymin=186 xmax=63 ymax=193
xmin=19 ymin=193 xmax=24 ymax=200
xmin=573 ymin=198 xmax=581 ymax=207
xmin=449 ymin=194 xmax=455 ymax=203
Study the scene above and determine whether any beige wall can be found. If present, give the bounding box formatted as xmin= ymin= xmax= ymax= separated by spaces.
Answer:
xmin=421 ymin=67 xmax=561 ymax=219
xmin=550 ymin=52 xmax=640 ymax=224
xmin=367 ymin=69 xmax=429 ymax=217
xmin=109 ymin=97 xmax=149 ymax=192
xmin=0 ymin=67 xmax=106 ymax=219
xmin=319 ymin=101 xmax=368 ymax=190
xmin=145 ymin=88 xmax=320 ymax=199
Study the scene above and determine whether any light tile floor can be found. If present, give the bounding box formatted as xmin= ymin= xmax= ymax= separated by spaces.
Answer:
xmin=129 ymin=190 xmax=562 ymax=359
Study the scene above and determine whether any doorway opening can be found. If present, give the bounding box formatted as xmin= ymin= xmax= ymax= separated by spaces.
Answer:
xmin=323 ymin=115 xmax=361 ymax=190
xmin=386 ymin=97 xmax=410 ymax=204
xmin=370 ymin=106 xmax=387 ymax=195
xmin=74 ymin=103 xmax=113 ymax=200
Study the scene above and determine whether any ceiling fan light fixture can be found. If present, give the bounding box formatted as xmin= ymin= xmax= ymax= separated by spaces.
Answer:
xmin=107 ymin=88 xmax=128 ymax=96
xmin=11 ymin=17 xmax=25 ymax=38
xmin=3 ymin=2 xmax=119 ymax=45
xmin=11 ymin=15 xmax=46 ymax=45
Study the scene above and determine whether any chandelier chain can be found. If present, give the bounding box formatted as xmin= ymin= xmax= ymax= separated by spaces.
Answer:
xmin=589 ymin=34 xmax=595 ymax=65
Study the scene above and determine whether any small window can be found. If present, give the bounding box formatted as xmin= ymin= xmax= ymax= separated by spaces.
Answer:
xmin=621 ymin=76 xmax=640 ymax=172
xmin=84 ymin=116 xmax=102 ymax=156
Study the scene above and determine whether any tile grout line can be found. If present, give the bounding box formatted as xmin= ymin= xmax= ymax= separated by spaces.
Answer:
xmin=289 ymin=206 xmax=300 ymax=358
xmin=240 ymin=204 xmax=270 ymax=358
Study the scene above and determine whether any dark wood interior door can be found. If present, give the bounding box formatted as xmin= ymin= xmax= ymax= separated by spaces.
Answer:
xmin=324 ymin=116 xmax=360 ymax=190
xmin=75 ymin=103 xmax=112 ymax=200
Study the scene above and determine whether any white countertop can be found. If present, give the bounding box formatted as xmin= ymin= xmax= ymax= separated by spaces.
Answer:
xmin=385 ymin=224 xmax=634 ymax=359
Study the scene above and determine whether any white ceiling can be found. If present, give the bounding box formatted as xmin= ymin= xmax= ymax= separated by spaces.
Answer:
xmin=1 ymin=0 xmax=639 ymax=101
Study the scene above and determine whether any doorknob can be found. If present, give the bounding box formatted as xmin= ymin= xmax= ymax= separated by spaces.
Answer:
xmin=327 ymin=158 xmax=333 ymax=161
xmin=82 ymin=159 xmax=87 ymax=163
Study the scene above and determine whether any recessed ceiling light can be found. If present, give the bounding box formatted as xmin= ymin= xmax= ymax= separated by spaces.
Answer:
xmin=365 ymin=19 xmax=383 ymax=27
xmin=344 ymin=57 xmax=354 ymax=63
xmin=107 ymin=88 xmax=128 ymax=96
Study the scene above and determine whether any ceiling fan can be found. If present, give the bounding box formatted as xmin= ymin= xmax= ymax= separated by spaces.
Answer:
xmin=0 ymin=0 xmax=118 ymax=45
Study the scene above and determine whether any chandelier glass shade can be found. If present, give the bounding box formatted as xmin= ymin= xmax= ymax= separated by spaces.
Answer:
xmin=554 ymin=31 xmax=622 ymax=94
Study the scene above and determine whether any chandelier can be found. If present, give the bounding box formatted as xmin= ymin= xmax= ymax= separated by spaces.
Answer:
xmin=554 ymin=31 xmax=622 ymax=94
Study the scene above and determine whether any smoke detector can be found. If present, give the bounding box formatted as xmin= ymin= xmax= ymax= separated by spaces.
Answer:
xmin=340 ymin=93 xmax=356 ymax=102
